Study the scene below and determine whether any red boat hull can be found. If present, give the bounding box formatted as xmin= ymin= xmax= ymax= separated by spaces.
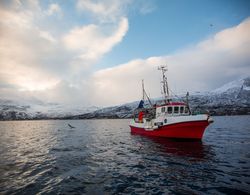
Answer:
xmin=130 ymin=120 xmax=210 ymax=139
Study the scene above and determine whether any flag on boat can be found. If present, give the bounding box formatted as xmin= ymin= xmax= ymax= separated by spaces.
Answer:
xmin=137 ymin=100 xmax=144 ymax=108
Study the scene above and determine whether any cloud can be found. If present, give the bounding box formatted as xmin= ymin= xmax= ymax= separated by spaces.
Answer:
xmin=0 ymin=0 xmax=131 ymax=106
xmin=1 ymin=1 xmax=249 ymax=108
xmin=31 ymin=80 xmax=87 ymax=104
xmin=0 ymin=5 xmax=60 ymax=91
xmin=62 ymin=17 xmax=128 ymax=63
xmin=89 ymin=18 xmax=250 ymax=106
xmin=46 ymin=3 xmax=62 ymax=16
xmin=39 ymin=30 xmax=57 ymax=43
xmin=90 ymin=57 xmax=164 ymax=106
xmin=76 ymin=0 xmax=132 ymax=22
xmin=76 ymin=0 xmax=156 ymax=22
xmin=0 ymin=0 xmax=129 ymax=95
xmin=136 ymin=0 xmax=156 ymax=14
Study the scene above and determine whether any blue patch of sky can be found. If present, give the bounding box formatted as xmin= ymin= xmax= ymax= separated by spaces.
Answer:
xmin=96 ymin=0 xmax=250 ymax=70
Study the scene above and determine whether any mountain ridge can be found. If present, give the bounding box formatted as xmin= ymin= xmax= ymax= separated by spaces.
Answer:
xmin=0 ymin=76 xmax=249 ymax=120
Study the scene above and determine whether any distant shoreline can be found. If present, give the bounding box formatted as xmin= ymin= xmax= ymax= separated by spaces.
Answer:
xmin=0 ymin=113 xmax=249 ymax=122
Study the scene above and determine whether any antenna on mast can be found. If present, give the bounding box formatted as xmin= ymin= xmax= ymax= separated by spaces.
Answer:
xmin=158 ymin=65 xmax=170 ymax=103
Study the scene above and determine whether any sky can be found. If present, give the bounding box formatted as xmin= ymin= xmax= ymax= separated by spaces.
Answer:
xmin=0 ymin=0 xmax=250 ymax=107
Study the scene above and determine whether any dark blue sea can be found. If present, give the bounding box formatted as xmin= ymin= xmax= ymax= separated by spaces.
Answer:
xmin=0 ymin=116 xmax=250 ymax=194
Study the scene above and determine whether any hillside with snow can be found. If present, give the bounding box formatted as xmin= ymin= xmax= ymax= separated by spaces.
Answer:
xmin=188 ymin=76 xmax=250 ymax=115
xmin=0 ymin=99 xmax=99 ymax=120
xmin=212 ymin=77 xmax=250 ymax=94
xmin=0 ymin=77 xmax=249 ymax=120
xmin=70 ymin=76 xmax=250 ymax=119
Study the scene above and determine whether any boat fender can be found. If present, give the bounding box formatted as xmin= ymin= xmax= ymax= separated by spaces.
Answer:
xmin=164 ymin=119 xmax=167 ymax=123
xmin=154 ymin=122 xmax=163 ymax=126
xmin=207 ymin=116 xmax=214 ymax=124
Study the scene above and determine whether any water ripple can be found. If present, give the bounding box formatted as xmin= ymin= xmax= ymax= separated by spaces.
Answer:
xmin=0 ymin=116 xmax=250 ymax=194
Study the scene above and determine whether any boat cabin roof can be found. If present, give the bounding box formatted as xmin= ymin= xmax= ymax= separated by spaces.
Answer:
xmin=155 ymin=102 xmax=186 ymax=108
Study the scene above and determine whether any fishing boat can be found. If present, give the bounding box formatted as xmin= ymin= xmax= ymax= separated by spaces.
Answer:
xmin=129 ymin=65 xmax=213 ymax=139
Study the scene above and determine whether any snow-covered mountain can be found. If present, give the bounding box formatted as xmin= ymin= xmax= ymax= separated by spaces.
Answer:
xmin=71 ymin=76 xmax=250 ymax=119
xmin=0 ymin=99 xmax=99 ymax=120
xmin=212 ymin=77 xmax=250 ymax=94
xmin=188 ymin=76 xmax=250 ymax=115
xmin=0 ymin=76 xmax=249 ymax=120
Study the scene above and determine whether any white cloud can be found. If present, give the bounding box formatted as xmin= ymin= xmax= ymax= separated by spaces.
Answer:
xmin=26 ymin=0 xmax=40 ymax=10
xmin=0 ymin=0 xmax=130 ymax=106
xmin=77 ymin=0 xmax=132 ymax=22
xmin=0 ymin=7 xmax=33 ymax=28
xmin=197 ymin=18 xmax=250 ymax=51
xmin=32 ymin=80 xmax=87 ymax=104
xmin=46 ymin=3 xmax=62 ymax=16
xmin=89 ymin=18 xmax=250 ymax=106
xmin=62 ymin=17 xmax=129 ymax=62
xmin=0 ymin=4 xmax=61 ymax=92
xmin=39 ymin=30 xmax=57 ymax=43
xmin=90 ymin=57 xmax=164 ymax=106
xmin=76 ymin=0 xmax=156 ymax=23
xmin=1 ymin=1 xmax=249 ymax=108
xmin=0 ymin=0 xmax=129 ymax=88
xmin=137 ymin=0 xmax=156 ymax=14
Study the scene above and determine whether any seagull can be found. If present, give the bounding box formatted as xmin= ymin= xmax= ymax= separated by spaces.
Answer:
xmin=68 ymin=123 xmax=75 ymax=129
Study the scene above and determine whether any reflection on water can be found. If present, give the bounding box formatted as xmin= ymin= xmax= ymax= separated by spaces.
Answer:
xmin=141 ymin=136 xmax=211 ymax=159
xmin=0 ymin=116 xmax=250 ymax=194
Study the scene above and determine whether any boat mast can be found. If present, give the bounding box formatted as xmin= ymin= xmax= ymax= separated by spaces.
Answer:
xmin=158 ymin=65 xmax=170 ymax=103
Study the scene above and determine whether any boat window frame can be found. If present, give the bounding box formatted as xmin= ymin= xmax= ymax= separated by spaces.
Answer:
xmin=174 ymin=106 xmax=179 ymax=114
xmin=161 ymin=106 xmax=165 ymax=113
xmin=167 ymin=106 xmax=173 ymax=114
xmin=185 ymin=107 xmax=189 ymax=113
xmin=180 ymin=106 xmax=184 ymax=114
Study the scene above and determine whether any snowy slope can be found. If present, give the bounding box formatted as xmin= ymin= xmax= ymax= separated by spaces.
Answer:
xmin=212 ymin=77 xmax=250 ymax=94
xmin=74 ymin=76 xmax=250 ymax=118
xmin=0 ymin=76 xmax=250 ymax=120
xmin=0 ymin=99 xmax=99 ymax=120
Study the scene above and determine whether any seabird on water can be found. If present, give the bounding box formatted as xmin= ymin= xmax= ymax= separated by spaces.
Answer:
xmin=68 ymin=123 xmax=75 ymax=128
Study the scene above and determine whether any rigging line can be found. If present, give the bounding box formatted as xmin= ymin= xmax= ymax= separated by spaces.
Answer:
xmin=141 ymin=79 xmax=153 ymax=107
xmin=144 ymin=89 xmax=153 ymax=106
xmin=168 ymin=88 xmax=185 ymax=102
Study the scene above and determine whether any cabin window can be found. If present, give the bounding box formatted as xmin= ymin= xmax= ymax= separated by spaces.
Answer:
xmin=161 ymin=107 xmax=165 ymax=113
xmin=174 ymin=106 xmax=179 ymax=114
xmin=167 ymin=106 xmax=172 ymax=114
xmin=180 ymin=106 xmax=184 ymax=113
xmin=185 ymin=107 xmax=189 ymax=113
